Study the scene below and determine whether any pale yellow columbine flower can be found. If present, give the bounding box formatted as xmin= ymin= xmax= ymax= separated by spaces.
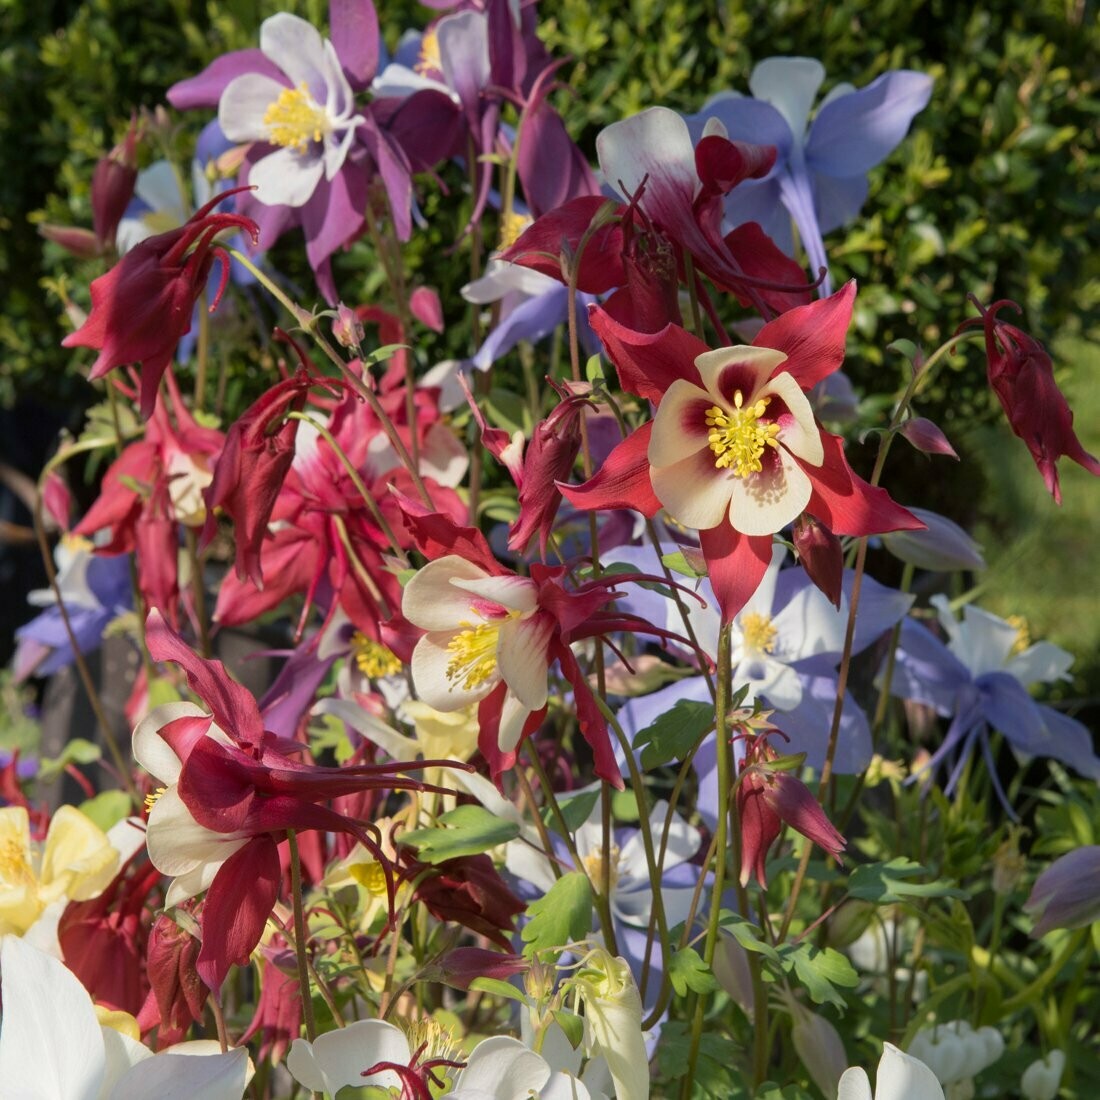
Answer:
xmin=0 ymin=805 xmax=119 ymax=936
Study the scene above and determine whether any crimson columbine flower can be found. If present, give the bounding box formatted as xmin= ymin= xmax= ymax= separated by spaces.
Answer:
xmin=737 ymin=735 xmax=845 ymax=887
xmin=62 ymin=190 xmax=258 ymax=418
xmin=959 ymin=296 xmax=1100 ymax=503
xmin=562 ymin=284 xmax=922 ymax=620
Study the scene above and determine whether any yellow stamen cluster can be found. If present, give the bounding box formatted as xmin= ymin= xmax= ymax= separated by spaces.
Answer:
xmin=740 ymin=611 xmax=777 ymax=655
xmin=0 ymin=838 xmax=32 ymax=886
xmin=582 ymin=843 xmax=621 ymax=895
xmin=415 ymin=30 xmax=442 ymax=74
xmin=1006 ymin=614 xmax=1031 ymax=656
xmin=350 ymin=860 xmax=389 ymax=897
xmin=404 ymin=1016 xmax=459 ymax=1065
xmin=61 ymin=533 xmax=94 ymax=554
xmin=445 ymin=620 xmax=501 ymax=690
xmin=263 ymin=83 xmax=331 ymax=152
xmin=705 ymin=391 xmax=780 ymax=477
xmin=143 ymin=786 xmax=167 ymax=813
xmin=349 ymin=632 xmax=403 ymax=679
xmin=499 ymin=211 xmax=532 ymax=250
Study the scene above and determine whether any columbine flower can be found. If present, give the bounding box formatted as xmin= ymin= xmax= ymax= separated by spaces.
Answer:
xmin=0 ymin=936 xmax=249 ymax=1099
xmin=217 ymin=13 xmax=361 ymax=207
xmin=1023 ymin=846 xmax=1100 ymax=937
xmin=838 ymin=1042 xmax=945 ymax=1100
xmin=0 ymin=804 xmax=119 ymax=938
xmin=890 ymin=596 xmax=1100 ymax=807
xmin=687 ymin=57 xmax=933 ymax=294
xmin=958 ymin=296 xmax=1100 ymax=503
xmin=61 ymin=192 xmax=257 ymax=417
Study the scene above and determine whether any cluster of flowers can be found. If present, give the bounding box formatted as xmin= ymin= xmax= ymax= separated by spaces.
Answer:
xmin=8 ymin=1 xmax=1099 ymax=1097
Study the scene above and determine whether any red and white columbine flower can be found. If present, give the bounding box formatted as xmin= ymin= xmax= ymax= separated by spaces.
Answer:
xmin=404 ymin=556 xmax=553 ymax=758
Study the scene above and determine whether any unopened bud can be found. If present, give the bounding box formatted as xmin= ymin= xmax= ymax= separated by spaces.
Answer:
xmin=792 ymin=513 xmax=843 ymax=609
xmin=899 ymin=416 xmax=959 ymax=460
xmin=1021 ymin=1050 xmax=1065 ymax=1100
xmin=827 ymin=900 xmax=875 ymax=950
xmin=711 ymin=931 xmax=754 ymax=1017
xmin=91 ymin=115 xmax=141 ymax=247
xmin=332 ymin=303 xmax=365 ymax=349
xmin=39 ymin=224 xmax=103 ymax=260
xmin=791 ymin=1004 xmax=847 ymax=1099
xmin=991 ymin=828 xmax=1026 ymax=895
xmin=881 ymin=507 xmax=984 ymax=572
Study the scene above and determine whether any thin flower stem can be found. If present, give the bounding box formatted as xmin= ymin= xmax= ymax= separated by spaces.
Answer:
xmin=287 ymin=830 xmax=318 ymax=1043
xmin=194 ymin=289 xmax=210 ymax=411
xmin=208 ymin=992 xmax=229 ymax=1053
xmin=515 ymin=765 xmax=563 ymax=881
xmin=184 ymin=528 xmax=211 ymax=658
xmin=683 ymin=622 xmax=734 ymax=1095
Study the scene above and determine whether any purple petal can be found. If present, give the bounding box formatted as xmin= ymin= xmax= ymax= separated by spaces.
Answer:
xmin=358 ymin=110 xmax=414 ymax=241
xmin=810 ymin=170 xmax=869 ymax=235
xmin=769 ymin=677 xmax=872 ymax=774
xmin=684 ymin=94 xmax=793 ymax=158
xmin=373 ymin=90 xmax=465 ymax=173
xmin=1025 ymin=847 xmax=1100 ymax=937
xmin=260 ymin=646 xmax=338 ymax=740
xmin=168 ymin=50 xmax=284 ymax=111
xmin=890 ymin=619 xmax=970 ymax=713
xmin=301 ymin=156 xmax=369 ymax=303
xmin=470 ymin=285 xmax=569 ymax=371
xmin=776 ymin=160 xmax=831 ymax=294
xmin=517 ymin=101 xmax=599 ymax=216
xmin=1032 ymin=704 xmax=1100 ymax=781
xmin=329 ymin=0 xmax=379 ymax=89
xmin=805 ymin=70 xmax=933 ymax=177
xmin=438 ymin=10 xmax=491 ymax=121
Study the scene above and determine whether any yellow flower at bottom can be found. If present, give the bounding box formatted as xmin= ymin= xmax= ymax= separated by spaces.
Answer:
xmin=0 ymin=805 xmax=119 ymax=936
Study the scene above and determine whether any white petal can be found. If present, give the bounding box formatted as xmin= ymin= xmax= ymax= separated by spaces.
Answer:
xmin=727 ymin=446 xmax=812 ymax=536
xmin=109 ymin=1047 xmax=249 ymax=1100
xmin=287 ymin=1022 xmax=408 ymax=1095
xmin=597 ymin=106 xmax=698 ymax=206
xmin=837 ymin=1067 xmax=873 ymax=1100
xmin=100 ymin=1027 xmax=153 ymax=1096
xmin=497 ymin=617 xmax=552 ymax=710
xmin=132 ymin=702 xmax=206 ymax=784
xmin=764 ymin=372 xmax=824 ymax=466
xmin=259 ymin=12 xmax=327 ymax=91
xmin=312 ymin=699 xmax=419 ymax=762
xmin=403 ymin=556 xmax=494 ymax=631
xmin=218 ymin=73 xmax=289 ymax=142
xmin=165 ymin=861 xmax=224 ymax=909
xmin=749 ymin=57 xmax=825 ymax=139
xmin=694 ymin=345 xmax=787 ymax=407
xmin=542 ymin=1072 xmax=594 ymax=1100
xmin=651 ymin=448 xmax=736 ymax=530
xmin=738 ymin=542 xmax=787 ymax=620
xmin=134 ymin=162 xmax=189 ymax=223
xmin=411 ymin=633 xmax=496 ymax=711
xmin=451 ymin=573 xmax=539 ymax=615
xmin=247 ymin=146 xmax=325 ymax=208
xmin=145 ymin=787 xmax=247 ymax=879
xmin=770 ymin=581 xmax=846 ymax=660
xmin=648 ymin=380 xmax=714 ymax=467
xmin=462 ymin=260 xmax=559 ymax=303
xmin=497 ymin=691 xmax=533 ymax=754
xmin=371 ymin=62 xmax=455 ymax=102
xmin=878 ymin=1043 xmax=945 ymax=1100
xmin=451 ymin=1036 xmax=550 ymax=1100
xmin=505 ymin=842 xmax=559 ymax=896
xmin=0 ymin=936 xmax=104 ymax=1100
xmin=1005 ymin=641 xmax=1075 ymax=687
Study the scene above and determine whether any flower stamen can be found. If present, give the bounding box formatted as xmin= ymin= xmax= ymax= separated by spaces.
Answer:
xmin=263 ymin=82 xmax=331 ymax=153
xmin=740 ymin=611 xmax=777 ymax=655
xmin=705 ymin=391 xmax=780 ymax=477
xmin=350 ymin=632 xmax=403 ymax=679
xmin=445 ymin=617 xmax=509 ymax=690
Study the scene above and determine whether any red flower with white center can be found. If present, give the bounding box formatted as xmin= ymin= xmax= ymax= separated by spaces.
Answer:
xmin=561 ymin=283 xmax=923 ymax=621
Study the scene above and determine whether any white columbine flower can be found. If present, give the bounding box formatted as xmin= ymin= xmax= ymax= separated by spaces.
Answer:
xmin=219 ymin=13 xmax=360 ymax=207
xmin=838 ymin=1042 xmax=945 ymax=1100
xmin=0 ymin=935 xmax=248 ymax=1099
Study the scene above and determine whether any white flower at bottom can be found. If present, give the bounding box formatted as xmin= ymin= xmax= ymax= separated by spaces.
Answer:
xmin=838 ymin=1043 xmax=945 ymax=1100
xmin=403 ymin=555 xmax=554 ymax=752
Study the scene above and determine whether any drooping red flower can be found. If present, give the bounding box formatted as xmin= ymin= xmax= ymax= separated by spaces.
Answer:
xmin=62 ymin=190 xmax=258 ymax=417
xmin=138 ymin=907 xmax=208 ymax=1041
xmin=959 ymin=296 xmax=1100 ymax=504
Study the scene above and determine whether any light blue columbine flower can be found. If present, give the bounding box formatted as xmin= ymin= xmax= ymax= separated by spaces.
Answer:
xmin=890 ymin=596 xmax=1100 ymax=810
xmin=684 ymin=57 xmax=933 ymax=295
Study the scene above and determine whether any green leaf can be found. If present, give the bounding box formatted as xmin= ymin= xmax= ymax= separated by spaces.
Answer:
xmin=848 ymin=858 xmax=968 ymax=904
xmin=38 ymin=738 xmax=101 ymax=782
xmin=78 ymin=790 xmax=130 ymax=832
xmin=632 ymin=699 xmax=714 ymax=770
xmin=656 ymin=1020 xmax=741 ymax=1097
xmin=544 ymin=787 xmax=601 ymax=836
xmin=717 ymin=912 xmax=781 ymax=964
xmin=468 ymin=977 xmax=527 ymax=1003
xmin=585 ymin=353 xmax=605 ymax=383
xmin=778 ymin=942 xmax=859 ymax=1008
xmin=521 ymin=871 xmax=592 ymax=958
xmin=660 ymin=550 xmax=707 ymax=579
xmin=403 ymin=805 xmax=520 ymax=864
xmin=367 ymin=343 xmax=408 ymax=365
xmin=552 ymin=1008 xmax=585 ymax=1050
xmin=668 ymin=946 xmax=720 ymax=997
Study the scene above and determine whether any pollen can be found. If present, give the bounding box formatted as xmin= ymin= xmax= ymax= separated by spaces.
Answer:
xmin=1006 ymin=614 xmax=1031 ymax=656
xmin=404 ymin=1016 xmax=459 ymax=1066
xmin=415 ymin=30 xmax=442 ymax=74
xmin=350 ymin=860 xmax=389 ymax=897
xmin=143 ymin=786 xmax=167 ymax=814
xmin=741 ymin=611 xmax=777 ymax=655
xmin=499 ymin=211 xmax=532 ymax=250
xmin=445 ymin=619 xmax=504 ymax=691
xmin=705 ymin=392 xmax=780 ymax=477
xmin=0 ymin=838 xmax=32 ymax=884
xmin=349 ymin=632 xmax=403 ymax=679
xmin=582 ymin=843 xmax=621 ymax=895
xmin=262 ymin=82 xmax=331 ymax=153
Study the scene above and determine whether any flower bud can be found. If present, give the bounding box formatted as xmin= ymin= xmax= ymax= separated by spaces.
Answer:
xmin=899 ymin=417 xmax=959 ymax=460
xmin=711 ymin=931 xmax=754 ymax=1017
xmin=332 ymin=302 xmax=365 ymax=349
xmin=792 ymin=513 xmax=843 ymax=608
xmin=1024 ymin=845 xmax=1100 ymax=937
xmin=39 ymin=224 xmax=102 ymax=260
xmin=91 ymin=115 xmax=141 ymax=248
xmin=791 ymin=1003 xmax=847 ymax=1099
xmin=991 ymin=828 xmax=1026 ymax=896
xmin=881 ymin=507 xmax=985 ymax=572
xmin=1021 ymin=1050 xmax=1065 ymax=1100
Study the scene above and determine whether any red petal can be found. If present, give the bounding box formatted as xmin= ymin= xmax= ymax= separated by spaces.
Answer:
xmin=558 ymin=423 xmax=660 ymax=517
xmin=554 ymin=640 xmax=624 ymax=789
xmin=698 ymin=526 xmax=772 ymax=624
xmin=721 ymin=223 xmax=813 ymax=315
xmin=754 ymin=280 xmax=856 ymax=390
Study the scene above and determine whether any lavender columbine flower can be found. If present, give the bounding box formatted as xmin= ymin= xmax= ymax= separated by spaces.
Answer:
xmin=684 ymin=57 xmax=932 ymax=294
xmin=1024 ymin=847 xmax=1100 ymax=937
xmin=890 ymin=597 xmax=1100 ymax=810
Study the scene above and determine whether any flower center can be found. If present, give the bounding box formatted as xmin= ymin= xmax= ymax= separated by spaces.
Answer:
xmin=350 ymin=632 xmax=403 ymax=679
xmin=445 ymin=616 xmax=509 ymax=691
xmin=144 ymin=786 xmax=166 ymax=813
xmin=404 ymin=1017 xmax=459 ymax=1066
xmin=263 ymin=83 xmax=331 ymax=152
xmin=705 ymin=392 xmax=780 ymax=477
xmin=350 ymin=860 xmax=389 ymax=897
xmin=499 ymin=211 xmax=532 ymax=250
xmin=415 ymin=30 xmax=442 ymax=74
xmin=740 ymin=611 xmax=777 ymax=655
xmin=0 ymin=837 xmax=32 ymax=885
xmin=582 ymin=843 xmax=621 ymax=895
xmin=1006 ymin=614 xmax=1031 ymax=656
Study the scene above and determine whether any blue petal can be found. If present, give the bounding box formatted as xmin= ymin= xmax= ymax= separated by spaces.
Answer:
xmin=683 ymin=93 xmax=794 ymax=156
xmin=776 ymin=159 xmax=832 ymax=294
xmin=890 ymin=619 xmax=970 ymax=713
xmin=1030 ymin=703 xmax=1100 ymax=781
xmin=470 ymin=284 xmax=569 ymax=371
xmin=769 ymin=675 xmax=872 ymax=774
xmin=723 ymin=179 xmax=793 ymax=253
xmin=811 ymin=170 xmax=869 ymax=235
xmin=805 ymin=70 xmax=933 ymax=177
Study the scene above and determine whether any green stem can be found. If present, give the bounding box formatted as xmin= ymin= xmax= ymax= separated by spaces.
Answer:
xmin=288 ymin=830 xmax=318 ymax=1043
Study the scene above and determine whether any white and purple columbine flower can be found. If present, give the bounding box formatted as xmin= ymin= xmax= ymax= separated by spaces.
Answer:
xmin=684 ymin=57 xmax=933 ymax=294
xmin=890 ymin=596 xmax=1100 ymax=809
xmin=1024 ymin=846 xmax=1100 ymax=937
